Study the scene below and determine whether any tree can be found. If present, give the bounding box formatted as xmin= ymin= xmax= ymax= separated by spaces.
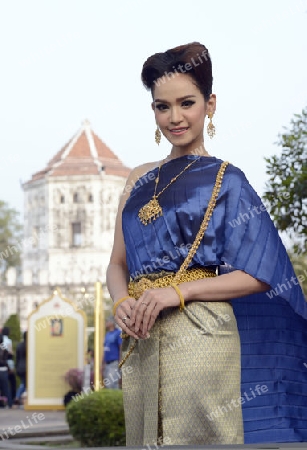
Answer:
xmin=263 ymin=107 xmax=307 ymax=254
xmin=0 ymin=200 xmax=22 ymax=282
xmin=289 ymin=252 xmax=307 ymax=299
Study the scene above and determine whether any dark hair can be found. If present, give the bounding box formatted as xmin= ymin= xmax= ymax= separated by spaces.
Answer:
xmin=2 ymin=327 xmax=9 ymax=336
xmin=141 ymin=42 xmax=213 ymax=101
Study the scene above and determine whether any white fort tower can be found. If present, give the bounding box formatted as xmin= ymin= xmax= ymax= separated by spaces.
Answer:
xmin=0 ymin=120 xmax=130 ymax=329
xmin=22 ymin=119 xmax=130 ymax=287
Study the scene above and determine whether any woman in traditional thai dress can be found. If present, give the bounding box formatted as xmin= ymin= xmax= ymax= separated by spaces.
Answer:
xmin=106 ymin=42 xmax=307 ymax=446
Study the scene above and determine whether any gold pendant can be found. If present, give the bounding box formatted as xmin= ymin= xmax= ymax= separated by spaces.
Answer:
xmin=138 ymin=197 xmax=163 ymax=225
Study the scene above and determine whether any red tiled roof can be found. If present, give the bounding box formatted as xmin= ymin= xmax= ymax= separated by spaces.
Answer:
xmin=25 ymin=120 xmax=131 ymax=184
xmin=92 ymin=132 xmax=119 ymax=160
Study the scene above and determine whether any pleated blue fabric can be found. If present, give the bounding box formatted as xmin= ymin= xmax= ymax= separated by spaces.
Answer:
xmin=122 ymin=155 xmax=307 ymax=443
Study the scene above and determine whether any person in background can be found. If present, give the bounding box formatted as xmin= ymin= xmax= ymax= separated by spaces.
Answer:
xmin=63 ymin=368 xmax=83 ymax=407
xmin=1 ymin=327 xmax=13 ymax=355
xmin=14 ymin=331 xmax=27 ymax=406
xmin=102 ymin=316 xmax=122 ymax=389
xmin=0 ymin=334 xmax=11 ymax=408
xmin=1 ymin=327 xmax=15 ymax=406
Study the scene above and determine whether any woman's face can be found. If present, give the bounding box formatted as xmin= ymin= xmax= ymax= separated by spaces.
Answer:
xmin=152 ymin=73 xmax=216 ymax=153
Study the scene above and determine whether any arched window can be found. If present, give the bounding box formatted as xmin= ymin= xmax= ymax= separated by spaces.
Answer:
xmin=60 ymin=195 xmax=65 ymax=204
xmin=88 ymin=194 xmax=93 ymax=203
xmin=73 ymin=193 xmax=79 ymax=203
xmin=72 ymin=222 xmax=82 ymax=246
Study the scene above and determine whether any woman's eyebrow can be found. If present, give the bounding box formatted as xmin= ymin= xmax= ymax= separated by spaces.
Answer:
xmin=154 ymin=95 xmax=197 ymax=103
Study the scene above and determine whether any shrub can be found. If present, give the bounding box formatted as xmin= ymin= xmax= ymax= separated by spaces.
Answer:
xmin=66 ymin=389 xmax=125 ymax=447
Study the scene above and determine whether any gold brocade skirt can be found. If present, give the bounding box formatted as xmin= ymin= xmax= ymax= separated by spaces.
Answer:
xmin=121 ymin=297 xmax=244 ymax=446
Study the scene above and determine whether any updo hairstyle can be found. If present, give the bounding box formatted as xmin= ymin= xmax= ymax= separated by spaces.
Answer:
xmin=141 ymin=42 xmax=213 ymax=101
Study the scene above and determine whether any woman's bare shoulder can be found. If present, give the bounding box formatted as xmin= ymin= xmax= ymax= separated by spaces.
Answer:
xmin=132 ymin=160 xmax=160 ymax=176
xmin=126 ymin=160 xmax=160 ymax=186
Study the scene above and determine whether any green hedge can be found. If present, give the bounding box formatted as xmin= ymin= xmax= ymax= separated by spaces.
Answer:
xmin=66 ymin=388 xmax=126 ymax=447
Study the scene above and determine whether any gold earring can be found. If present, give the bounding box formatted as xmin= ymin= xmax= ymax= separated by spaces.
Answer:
xmin=155 ymin=126 xmax=161 ymax=145
xmin=207 ymin=113 xmax=216 ymax=139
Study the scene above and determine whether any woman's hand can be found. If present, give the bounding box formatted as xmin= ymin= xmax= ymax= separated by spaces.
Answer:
xmin=114 ymin=297 xmax=149 ymax=340
xmin=129 ymin=287 xmax=181 ymax=336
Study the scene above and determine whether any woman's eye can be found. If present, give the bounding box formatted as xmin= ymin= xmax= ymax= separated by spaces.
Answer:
xmin=156 ymin=104 xmax=168 ymax=111
xmin=182 ymin=100 xmax=195 ymax=107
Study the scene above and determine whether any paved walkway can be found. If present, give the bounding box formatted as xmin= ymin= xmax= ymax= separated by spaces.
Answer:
xmin=0 ymin=408 xmax=70 ymax=448
xmin=0 ymin=408 xmax=68 ymax=436
xmin=1 ymin=408 xmax=307 ymax=449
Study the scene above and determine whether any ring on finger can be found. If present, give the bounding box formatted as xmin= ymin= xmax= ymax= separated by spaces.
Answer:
xmin=141 ymin=302 xmax=149 ymax=306
xmin=122 ymin=316 xmax=128 ymax=323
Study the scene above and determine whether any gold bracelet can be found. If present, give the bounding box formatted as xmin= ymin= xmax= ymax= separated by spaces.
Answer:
xmin=170 ymin=283 xmax=185 ymax=312
xmin=113 ymin=296 xmax=130 ymax=315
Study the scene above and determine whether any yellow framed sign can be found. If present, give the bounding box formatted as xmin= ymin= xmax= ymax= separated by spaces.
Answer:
xmin=26 ymin=289 xmax=86 ymax=410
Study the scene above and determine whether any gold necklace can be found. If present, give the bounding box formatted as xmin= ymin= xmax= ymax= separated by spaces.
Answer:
xmin=138 ymin=157 xmax=200 ymax=225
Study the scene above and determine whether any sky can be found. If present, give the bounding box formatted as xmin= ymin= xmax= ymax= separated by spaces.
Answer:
xmin=1 ymin=0 xmax=307 ymax=218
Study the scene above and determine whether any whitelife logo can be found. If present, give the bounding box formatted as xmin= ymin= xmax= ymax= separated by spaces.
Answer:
xmin=0 ymin=412 xmax=45 ymax=441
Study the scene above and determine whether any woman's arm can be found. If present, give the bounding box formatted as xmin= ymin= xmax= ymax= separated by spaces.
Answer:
xmin=106 ymin=161 xmax=160 ymax=339
xmin=179 ymin=269 xmax=270 ymax=302
xmin=106 ymin=178 xmax=139 ymax=339
xmin=106 ymin=162 xmax=155 ymax=302
xmin=129 ymin=270 xmax=270 ymax=335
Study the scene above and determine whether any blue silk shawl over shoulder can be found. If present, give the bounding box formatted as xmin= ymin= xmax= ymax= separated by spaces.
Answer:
xmin=122 ymin=155 xmax=307 ymax=444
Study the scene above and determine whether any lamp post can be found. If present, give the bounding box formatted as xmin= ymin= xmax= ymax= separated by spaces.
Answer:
xmin=94 ymin=281 xmax=105 ymax=391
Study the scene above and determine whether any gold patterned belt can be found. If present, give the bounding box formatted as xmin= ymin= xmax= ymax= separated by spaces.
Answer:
xmin=119 ymin=266 xmax=217 ymax=368
xmin=128 ymin=266 xmax=217 ymax=300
